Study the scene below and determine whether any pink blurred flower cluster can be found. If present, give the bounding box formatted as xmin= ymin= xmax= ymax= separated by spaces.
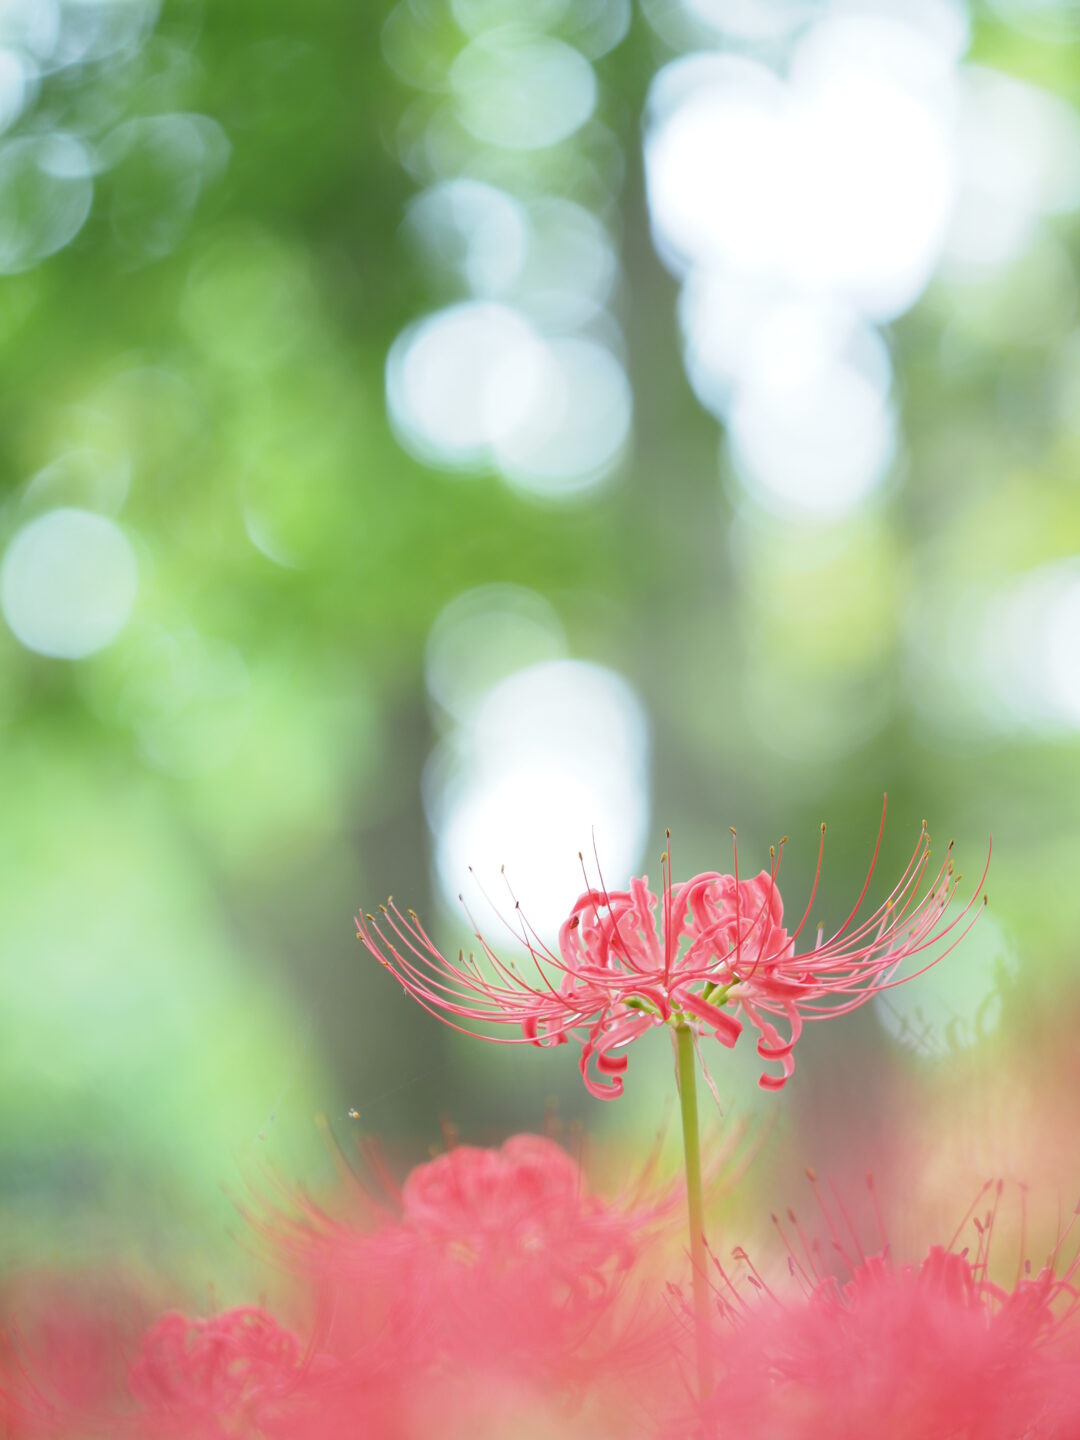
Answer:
xmin=4 ymin=1137 xmax=1080 ymax=1440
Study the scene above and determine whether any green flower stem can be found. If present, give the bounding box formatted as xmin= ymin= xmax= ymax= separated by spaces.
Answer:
xmin=675 ymin=1021 xmax=714 ymax=1400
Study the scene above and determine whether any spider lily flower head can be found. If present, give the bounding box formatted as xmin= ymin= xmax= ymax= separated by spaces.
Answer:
xmin=383 ymin=1134 xmax=654 ymax=1303
xmin=695 ymin=1179 xmax=1080 ymax=1440
xmin=243 ymin=1134 xmax=683 ymax=1436
xmin=398 ymin=1134 xmax=636 ymax=1263
xmin=257 ymin=1132 xmax=651 ymax=1276
xmin=256 ymin=1134 xmax=666 ymax=1383
xmin=358 ymin=797 xmax=990 ymax=1097
xmin=129 ymin=1307 xmax=315 ymax=1440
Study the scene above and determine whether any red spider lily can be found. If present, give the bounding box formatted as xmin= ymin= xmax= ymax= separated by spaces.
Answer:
xmin=129 ymin=1307 xmax=318 ymax=1440
xmin=357 ymin=797 xmax=990 ymax=1096
xmin=130 ymin=1301 xmax=404 ymax=1440
xmin=254 ymin=1134 xmax=670 ymax=1388
xmin=692 ymin=1180 xmax=1080 ymax=1440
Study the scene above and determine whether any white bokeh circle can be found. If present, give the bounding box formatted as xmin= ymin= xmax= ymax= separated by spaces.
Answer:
xmin=427 ymin=658 xmax=651 ymax=939
xmin=1 ymin=508 xmax=137 ymax=659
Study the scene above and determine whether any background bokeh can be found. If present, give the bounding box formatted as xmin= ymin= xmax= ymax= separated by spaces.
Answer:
xmin=3 ymin=0 xmax=1080 ymax=1291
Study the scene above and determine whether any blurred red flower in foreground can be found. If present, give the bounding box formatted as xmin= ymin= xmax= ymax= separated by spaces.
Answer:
xmin=257 ymin=1133 xmax=664 ymax=1387
xmin=690 ymin=1181 xmax=1080 ymax=1440
xmin=358 ymin=798 xmax=989 ymax=1095
xmin=165 ymin=1134 xmax=670 ymax=1438
xmin=1 ymin=1138 xmax=671 ymax=1439
xmin=129 ymin=1307 xmax=312 ymax=1440
xmin=7 ymin=1154 xmax=1080 ymax=1440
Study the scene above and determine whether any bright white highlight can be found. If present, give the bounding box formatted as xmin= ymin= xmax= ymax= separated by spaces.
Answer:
xmin=642 ymin=5 xmax=1003 ymax=521
xmin=727 ymin=303 xmax=896 ymax=519
xmin=1 ymin=508 xmax=137 ymax=659
xmin=387 ymin=304 xmax=631 ymax=496
xmin=646 ymin=56 xmax=789 ymax=279
xmin=386 ymin=302 xmax=541 ymax=471
xmin=0 ymin=0 xmax=61 ymax=59
xmin=680 ymin=268 xmax=790 ymax=418
xmin=787 ymin=15 xmax=955 ymax=320
xmin=404 ymin=179 xmax=529 ymax=298
xmin=428 ymin=659 xmax=650 ymax=939
xmin=451 ymin=32 xmax=596 ymax=151
xmin=645 ymin=26 xmax=955 ymax=321
xmin=946 ymin=66 xmax=1080 ymax=273
xmin=490 ymin=335 xmax=632 ymax=499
